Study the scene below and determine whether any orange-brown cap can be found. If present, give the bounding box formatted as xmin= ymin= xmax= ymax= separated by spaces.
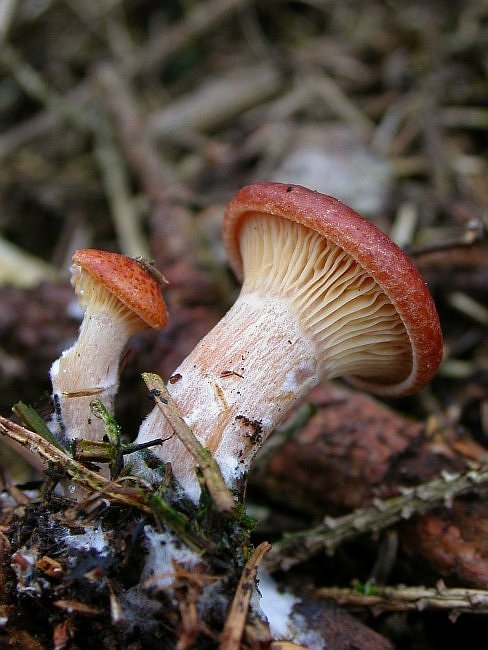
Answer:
xmin=223 ymin=182 xmax=443 ymax=396
xmin=72 ymin=249 xmax=168 ymax=329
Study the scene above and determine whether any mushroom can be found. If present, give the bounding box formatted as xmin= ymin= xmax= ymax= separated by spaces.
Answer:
xmin=135 ymin=182 xmax=442 ymax=501
xmin=51 ymin=249 xmax=168 ymax=444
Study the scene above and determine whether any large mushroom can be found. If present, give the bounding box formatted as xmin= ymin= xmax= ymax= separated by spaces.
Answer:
xmin=135 ymin=183 xmax=442 ymax=501
xmin=51 ymin=249 xmax=168 ymax=444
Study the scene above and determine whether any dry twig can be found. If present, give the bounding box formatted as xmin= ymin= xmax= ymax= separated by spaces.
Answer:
xmin=94 ymin=129 xmax=150 ymax=258
xmin=0 ymin=415 xmax=152 ymax=514
xmin=219 ymin=541 xmax=271 ymax=650
xmin=316 ymin=582 xmax=488 ymax=617
xmin=267 ymin=463 xmax=488 ymax=570
xmin=125 ymin=0 xmax=251 ymax=78
xmin=0 ymin=0 xmax=252 ymax=157
xmin=94 ymin=63 xmax=180 ymax=198
xmin=0 ymin=44 xmax=94 ymax=132
xmin=142 ymin=373 xmax=235 ymax=513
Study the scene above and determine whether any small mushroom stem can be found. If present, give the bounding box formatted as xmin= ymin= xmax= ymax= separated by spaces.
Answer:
xmin=49 ymin=249 xmax=167 ymax=448
xmin=50 ymin=308 xmax=131 ymax=443
xmin=136 ymin=292 xmax=320 ymax=501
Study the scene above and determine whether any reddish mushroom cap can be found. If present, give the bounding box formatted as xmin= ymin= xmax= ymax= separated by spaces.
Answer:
xmin=223 ymin=182 xmax=443 ymax=396
xmin=72 ymin=249 xmax=168 ymax=329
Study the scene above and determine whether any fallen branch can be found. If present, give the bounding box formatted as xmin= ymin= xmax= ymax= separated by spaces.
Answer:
xmin=267 ymin=463 xmax=488 ymax=570
xmin=316 ymin=582 xmax=488 ymax=618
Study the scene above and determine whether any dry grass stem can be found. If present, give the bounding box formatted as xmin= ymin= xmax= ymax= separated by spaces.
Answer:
xmin=219 ymin=541 xmax=271 ymax=650
xmin=94 ymin=130 xmax=150 ymax=258
xmin=316 ymin=583 xmax=488 ymax=616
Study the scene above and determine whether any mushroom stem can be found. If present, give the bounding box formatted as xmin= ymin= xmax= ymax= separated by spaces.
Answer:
xmin=49 ymin=249 xmax=167 ymax=448
xmin=136 ymin=183 xmax=442 ymax=503
xmin=50 ymin=308 xmax=131 ymax=443
xmin=137 ymin=292 xmax=320 ymax=501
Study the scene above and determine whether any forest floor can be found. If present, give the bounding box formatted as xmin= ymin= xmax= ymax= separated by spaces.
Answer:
xmin=0 ymin=1 xmax=487 ymax=649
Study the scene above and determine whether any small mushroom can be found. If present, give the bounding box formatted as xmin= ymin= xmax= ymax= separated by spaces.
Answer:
xmin=136 ymin=183 xmax=442 ymax=500
xmin=51 ymin=249 xmax=167 ymax=443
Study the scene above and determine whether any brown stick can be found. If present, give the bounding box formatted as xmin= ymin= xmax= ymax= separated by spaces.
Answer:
xmin=219 ymin=541 xmax=271 ymax=650
xmin=0 ymin=416 xmax=152 ymax=514
xmin=315 ymin=583 xmax=488 ymax=615
xmin=142 ymin=373 xmax=235 ymax=514
xmin=94 ymin=63 xmax=179 ymax=199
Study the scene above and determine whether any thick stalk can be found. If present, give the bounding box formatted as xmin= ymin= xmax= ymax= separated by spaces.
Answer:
xmin=136 ymin=292 xmax=320 ymax=501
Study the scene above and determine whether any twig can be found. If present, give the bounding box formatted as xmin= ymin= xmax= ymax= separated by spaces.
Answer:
xmin=2 ymin=46 xmax=157 ymax=262
xmin=147 ymin=62 xmax=282 ymax=137
xmin=94 ymin=128 xmax=150 ymax=258
xmin=0 ymin=44 xmax=94 ymax=133
xmin=142 ymin=373 xmax=235 ymax=514
xmin=94 ymin=64 xmax=194 ymax=265
xmin=267 ymin=463 xmax=488 ymax=570
xmin=316 ymin=582 xmax=488 ymax=617
xmin=0 ymin=415 xmax=208 ymax=550
xmin=0 ymin=236 xmax=58 ymax=288
xmin=0 ymin=82 xmax=92 ymax=159
xmin=442 ymin=107 xmax=488 ymax=129
xmin=405 ymin=221 xmax=485 ymax=257
xmin=389 ymin=202 xmax=418 ymax=248
xmin=0 ymin=0 xmax=252 ymax=158
xmin=448 ymin=291 xmax=488 ymax=325
xmin=309 ymin=73 xmax=375 ymax=141
xmin=0 ymin=0 xmax=17 ymax=44
xmin=0 ymin=415 xmax=152 ymax=513
xmin=219 ymin=541 xmax=271 ymax=650
xmin=125 ymin=0 xmax=251 ymax=78
xmin=94 ymin=63 xmax=179 ymax=200
xmin=420 ymin=21 xmax=450 ymax=203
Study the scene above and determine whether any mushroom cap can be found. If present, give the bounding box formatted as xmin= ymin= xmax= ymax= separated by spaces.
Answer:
xmin=223 ymin=182 xmax=442 ymax=396
xmin=72 ymin=249 xmax=168 ymax=330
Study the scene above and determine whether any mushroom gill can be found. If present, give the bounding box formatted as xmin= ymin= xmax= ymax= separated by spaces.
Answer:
xmin=239 ymin=214 xmax=412 ymax=385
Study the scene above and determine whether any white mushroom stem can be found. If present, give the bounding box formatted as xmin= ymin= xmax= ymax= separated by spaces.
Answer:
xmin=136 ymin=214 xmax=411 ymax=501
xmin=50 ymin=309 xmax=130 ymax=443
xmin=136 ymin=292 xmax=320 ymax=501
